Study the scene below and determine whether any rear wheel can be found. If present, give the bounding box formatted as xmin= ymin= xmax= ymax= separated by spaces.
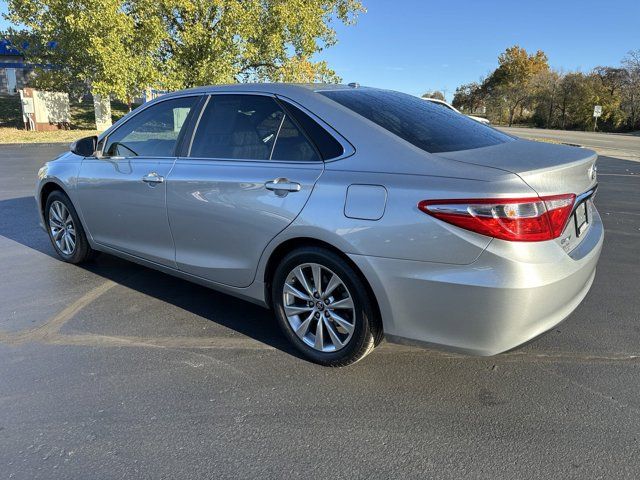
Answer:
xmin=45 ymin=190 xmax=95 ymax=264
xmin=271 ymin=247 xmax=380 ymax=366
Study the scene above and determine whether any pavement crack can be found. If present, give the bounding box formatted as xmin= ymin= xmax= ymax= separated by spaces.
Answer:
xmin=542 ymin=365 xmax=640 ymax=414
xmin=501 ymin=351 xmax=640 ymax=363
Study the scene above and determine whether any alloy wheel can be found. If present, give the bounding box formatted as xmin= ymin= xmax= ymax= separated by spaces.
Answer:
xmin=49 ymin=200 xmax=76 ymax=255
xmin=282 ymin=263 xmax=356 ymax=352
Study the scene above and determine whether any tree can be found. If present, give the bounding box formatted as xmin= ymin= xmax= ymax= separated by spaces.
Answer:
xmin=452 ymin=82 xmax=483 ymax=113
xmin=531 ymin=69 xmax=562 ymax=128
xmin=422 ymin=90 xmax=445 ymax=101
xmin=157 ymin=0 xmax=365 ymax=87
xmin=557 ymin=72 xmax=585 ymax=129
xmin=621 ymin=50 xmax=640 ymax=130
xmin=483 ymin=45 xmax=549 ymax=126
xmin=591 ymin=66 xmax=627 ymax=131
xmin=552 ymin=72 xmax=623 ymax=131
xmin=453 ymin=47 xmax=638 ymax=132
xmin=594 ymin=66 xmax=626 ymax=97
xmin=5 ymin=0 xmax=165 ymax=102
xmin=4 ymin=0 xmax=365 ymax=102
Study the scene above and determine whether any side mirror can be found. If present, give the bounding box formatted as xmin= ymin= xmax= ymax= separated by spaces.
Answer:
xmin=70 ymin=135 xmax=98 ymax=157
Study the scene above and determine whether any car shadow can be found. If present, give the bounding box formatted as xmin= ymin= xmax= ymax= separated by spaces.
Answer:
xmin=0 ymin=195 xmax=302 ymax=358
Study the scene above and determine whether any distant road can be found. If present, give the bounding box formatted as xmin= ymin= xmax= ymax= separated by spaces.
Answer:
xmin=498 ymin=126 xmax=640 ymax=161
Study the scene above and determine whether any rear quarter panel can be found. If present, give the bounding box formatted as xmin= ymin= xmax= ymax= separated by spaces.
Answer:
xmin=283 ymin=167 xmax=536 ymax=265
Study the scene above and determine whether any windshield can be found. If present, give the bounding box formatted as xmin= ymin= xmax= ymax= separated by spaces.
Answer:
xmin=319 ymin=88 xmax=513 ymax=153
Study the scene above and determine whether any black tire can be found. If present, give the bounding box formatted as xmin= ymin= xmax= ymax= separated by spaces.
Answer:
xmin=271 ymin=247 xmax=381 ymax=367
xmin=44 ymin=190 xmax=96 ymax=264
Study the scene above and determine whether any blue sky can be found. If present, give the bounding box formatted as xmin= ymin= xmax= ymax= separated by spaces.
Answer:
xmin=2 ymin=0 xmax=639 ymax=101
xmin=318 ymin=0 xmax=640 ymax=100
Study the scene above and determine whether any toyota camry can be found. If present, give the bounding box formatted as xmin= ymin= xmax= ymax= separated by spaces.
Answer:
xmin=36 ymin=84 xmax=603 ymax=366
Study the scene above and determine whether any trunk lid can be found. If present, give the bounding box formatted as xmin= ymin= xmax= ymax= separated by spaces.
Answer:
xmin=437 ymin=139 xmax=599 ymax=253
xmin=436 ymin=139 xmax=598 ymax=196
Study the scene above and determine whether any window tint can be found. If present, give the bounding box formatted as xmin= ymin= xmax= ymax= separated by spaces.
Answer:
xmin=281 ymin=101 xmax=344 ymax=160
xmin=190 ymin=95 xmax=319 ymax=162
xmin=103 ymin=96 xmax=196 ymax=157
xmin=271 ymin=115 xmax=319 ymax=161
xmin=319 ymin=89 xmax=513 ymax=153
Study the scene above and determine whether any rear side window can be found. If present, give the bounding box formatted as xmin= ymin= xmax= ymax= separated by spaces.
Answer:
xmin=271 ymin=115 xmax=318 ymax=161
xmin=103 ymin=96 xmax=197 ymax=158
xmin=319 ymin=89 xmax=513 ymax=153
xmin=189 ymin=94 xmax=320 ymax=162
xmin=280 ymin=101 xmax=344 ymax=160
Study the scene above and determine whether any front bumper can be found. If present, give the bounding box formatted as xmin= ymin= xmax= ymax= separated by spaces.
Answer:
xmin=349 ymin=207 xmax=604 ymax=356
xmin=35 ymin=195 xmax=46 ymax=231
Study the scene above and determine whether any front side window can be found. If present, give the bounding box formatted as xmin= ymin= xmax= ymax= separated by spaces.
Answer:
xmin=189 ymin=94 xmax=320 ymax=162
xmin=319 ymin=89 xmax=513 ymax=153
xmin=103 ymin=96 xmax=197 ymax=158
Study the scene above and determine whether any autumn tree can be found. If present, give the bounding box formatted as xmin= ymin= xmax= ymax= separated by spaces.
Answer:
xmin=453 ymin=47 xmax=639 ymax=132
xmin=483 ymin=45 xmax=549 ymax=126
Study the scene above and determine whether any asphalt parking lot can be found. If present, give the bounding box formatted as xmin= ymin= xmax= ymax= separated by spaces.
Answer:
xmin=1 ymin=143 xmax=639 ymax=479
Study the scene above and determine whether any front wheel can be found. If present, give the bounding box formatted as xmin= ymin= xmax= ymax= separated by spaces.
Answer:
xmin=271 ymin=247 xmax=381 ymax=367
xmin=44 ymin=190 xmax=95 ymax=264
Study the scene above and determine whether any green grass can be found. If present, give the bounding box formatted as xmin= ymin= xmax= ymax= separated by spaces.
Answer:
xmin=0 ymin=127 xmax=100 ymax=144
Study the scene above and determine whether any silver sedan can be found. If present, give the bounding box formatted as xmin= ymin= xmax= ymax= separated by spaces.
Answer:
xmin=36 ymin=84 xmax=603 ymax=366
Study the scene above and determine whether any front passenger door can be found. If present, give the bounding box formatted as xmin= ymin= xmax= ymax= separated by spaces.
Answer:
xmin=76 ymin=95 xmax=198 ymax=266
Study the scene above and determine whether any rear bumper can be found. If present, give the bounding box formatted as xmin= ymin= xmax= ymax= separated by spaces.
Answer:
xmin=349 ymin=208 xmax=604 ymax=356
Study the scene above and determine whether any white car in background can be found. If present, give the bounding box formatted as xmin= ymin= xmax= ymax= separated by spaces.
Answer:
xmin=423 ymin=97 xmax=490 ymax=125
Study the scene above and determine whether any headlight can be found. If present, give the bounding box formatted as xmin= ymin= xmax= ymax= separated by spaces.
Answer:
xmin=37 ymin=164 xmax=48 ymax=180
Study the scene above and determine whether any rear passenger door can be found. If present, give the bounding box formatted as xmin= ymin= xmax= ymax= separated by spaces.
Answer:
xmin=167 ymin=93 xmax=330 ymax=288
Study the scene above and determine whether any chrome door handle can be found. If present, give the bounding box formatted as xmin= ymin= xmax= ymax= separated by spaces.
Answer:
xmin=265 ymin=178 xmax=301 ymax=196
xmin=142 ymin=172 xmax=164 ymax=184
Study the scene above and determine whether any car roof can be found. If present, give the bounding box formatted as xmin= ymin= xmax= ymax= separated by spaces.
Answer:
xmin=161 ymin=83 xmax=363 ymax=98
xmin=102 ymin=83 xmax=375 ymax=145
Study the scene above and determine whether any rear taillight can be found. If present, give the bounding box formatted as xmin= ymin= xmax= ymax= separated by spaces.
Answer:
xmin=418 ymin=194 xmax=576 ymax=242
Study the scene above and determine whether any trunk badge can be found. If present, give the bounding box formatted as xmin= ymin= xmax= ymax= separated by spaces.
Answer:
xmin=588 ymin=165 xmax=597 ymax=180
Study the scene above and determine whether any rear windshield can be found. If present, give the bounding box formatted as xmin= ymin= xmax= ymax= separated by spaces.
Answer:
xmin=318 ymin=89 xmax=513 ymax=153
